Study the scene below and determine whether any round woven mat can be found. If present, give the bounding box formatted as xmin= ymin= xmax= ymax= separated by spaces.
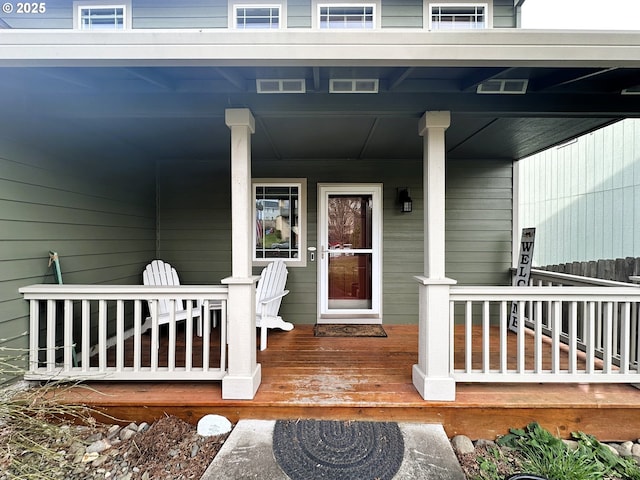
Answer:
xmin=272 ymin=419 xmax=404 ymax=480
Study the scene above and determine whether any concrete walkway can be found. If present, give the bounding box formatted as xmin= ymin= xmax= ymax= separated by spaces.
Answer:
xmin=201 ymin=420 xmax=466 ymax=480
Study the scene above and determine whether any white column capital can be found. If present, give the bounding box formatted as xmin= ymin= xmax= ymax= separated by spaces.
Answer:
xmin=418 ymin=111 xmax=451 ymax=136
xmin=225 ymin=108 xmax=255 ymax=133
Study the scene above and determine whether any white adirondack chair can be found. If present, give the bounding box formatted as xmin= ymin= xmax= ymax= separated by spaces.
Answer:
xmin=256 ymin=260 xmax=294 ymax=350
xmin=142 ymin=260 xmax=205 ymax=336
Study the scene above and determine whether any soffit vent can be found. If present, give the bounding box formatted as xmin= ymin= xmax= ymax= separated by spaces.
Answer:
xmin=621 ymin=86 xmax=640 ymax=95
xmin=256 ymin=79 xmax=306 ymax=94
xmin=477 ymin=79 xmax=528 ymax=94
xmin=330 ymin=79 xmax=379 ymax=94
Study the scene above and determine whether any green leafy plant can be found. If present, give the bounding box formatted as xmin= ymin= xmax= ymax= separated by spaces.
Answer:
xmin=497 ymin=422 xmax=640 ymax=480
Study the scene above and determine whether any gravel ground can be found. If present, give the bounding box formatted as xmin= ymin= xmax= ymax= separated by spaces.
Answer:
xmin=0 ymin=415 xmax=230 ymax=480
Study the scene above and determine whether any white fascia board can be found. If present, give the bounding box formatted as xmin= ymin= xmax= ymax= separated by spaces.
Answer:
xmin=1 ymin=29 xmax=640 ymax=67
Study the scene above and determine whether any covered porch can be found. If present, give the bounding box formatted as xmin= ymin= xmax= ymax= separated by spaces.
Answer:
xmin=4 ymin=29 xmax=640 ymax=409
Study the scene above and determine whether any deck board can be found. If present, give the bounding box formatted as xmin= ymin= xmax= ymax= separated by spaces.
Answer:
xmin=62 ymin=324 xmax=640 ymax=441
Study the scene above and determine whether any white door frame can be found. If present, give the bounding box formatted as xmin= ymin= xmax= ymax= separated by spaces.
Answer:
xmin=317 ymin=183 xmax=383 ymax=324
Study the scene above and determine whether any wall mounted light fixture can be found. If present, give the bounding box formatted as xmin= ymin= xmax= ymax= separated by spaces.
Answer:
xmin=398 ymin=188 xmax=412 ymax=213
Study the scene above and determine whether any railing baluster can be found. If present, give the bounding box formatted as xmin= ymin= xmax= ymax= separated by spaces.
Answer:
xmin=133 ymin=300 xmax=142 ymax=372
xmin=517 ymin=300 xmax=525 ymax=373
xmin=81 ymin=300 xmax=90 ymax=372
xmin=168 ymin=301 xmax=177 ymax=372
xmin=551 ymin=301 xmax=561 ymax=373
xmin=613 ymin=301 xmax=620 ymax=359
xmin=586 ymin=301 xmax=596 ymax=374
xmin=465 ymin=301 xmax=472 ymax=373
xmin=98 ymin=300 xmax=107 ymax=373
xmin=631 ymin=302 xmax=638 ymax=369
xmin=46 ymin=299 xmax=56 ymax=372
xmin=202 ymin=305 xmax=211 ymax=371
xmin=63 ymin=299 xmax=73 ymax=372
xmin=482 ymin=301 xmax=490 ymax=373
xmin=534 ymin=299 xmax=543 ymax=373
xmin=499 ymin=300 xmax=507 ymax=373
xmin=29 ymin=300 xmax=39 ymax=372
xmin=186 ymin=299 xmax=194 ymax=372
xmin=116 ymin=300 xmax=124 ymax=372
xmin=220 ymin=300 xmax=227 ymax=373
xmin=603 ymin=302 xmax=613 ymax=374
xmin=620 ymin=302 xmax=631 ymax=374
xmin=150 ymin=299 xmax=160 ymax=372
xmin=568 ymin=301 xmax=577 ymax=374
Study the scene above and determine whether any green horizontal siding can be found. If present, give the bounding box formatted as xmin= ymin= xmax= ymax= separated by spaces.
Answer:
xmin=492 ymin=0 xmax=517 ymax=28
xmin=446 ymin=159 xmax=513 ymax=286
xmin=381 ymin=0 xmax=423 ymax=28
xmin=288 ymin=0 xmax=312 ymax=28
xmin=158 ymin=155 xmax=513 ymax=326
xmin=0 ymin=140 xmax=156 ymax=384
xmin=132 ymin=0 xmax=227 ymax=29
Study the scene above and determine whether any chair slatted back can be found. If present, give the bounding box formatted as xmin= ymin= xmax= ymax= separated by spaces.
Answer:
xmin=256 ymin=261 xmax=288 ymax=318
xmin=143 ymin=259 xmax=182 ymax=315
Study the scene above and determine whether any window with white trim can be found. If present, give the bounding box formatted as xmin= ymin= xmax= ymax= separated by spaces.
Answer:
xmin=253 ymin=179 xmax=306 ymax=266
xmin=74 ymin=1 xmax=129 ymax=30
xmin=429 ymin=3 xmax=487 ymax=30
xmin=318 ymin=4 xmax=375 ymax=29
xmin=234 ymin=4 xmax=281 ymax=29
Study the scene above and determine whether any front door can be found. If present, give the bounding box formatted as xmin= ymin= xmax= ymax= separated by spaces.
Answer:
xmin=318 ymin=184 xmax=382 ymax=324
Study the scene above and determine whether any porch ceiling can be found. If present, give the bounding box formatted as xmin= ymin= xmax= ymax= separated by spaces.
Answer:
xmin=0 ymin=63 xmax=637 ymax=164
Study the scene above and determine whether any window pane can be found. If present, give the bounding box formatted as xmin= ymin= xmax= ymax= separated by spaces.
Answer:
xmin=255 ymin=185 xmax=299 ymax=260
xmin=80 ymin=7 xmax=125 ymax=30
xmin=320 ymin=5 xmax=374 ymax=29
xmin=236 ymin=6 xmax=280 ymax=29
xmin=431 ymin=5 xmax=485 ymax=30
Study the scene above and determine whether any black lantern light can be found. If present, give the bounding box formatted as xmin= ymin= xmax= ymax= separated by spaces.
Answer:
xmin=398 ymin=188 xmax=412 ymax=213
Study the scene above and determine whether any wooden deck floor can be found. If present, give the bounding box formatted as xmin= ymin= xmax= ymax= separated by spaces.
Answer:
xmin=63 ymin=325 xmax=640 ymax=441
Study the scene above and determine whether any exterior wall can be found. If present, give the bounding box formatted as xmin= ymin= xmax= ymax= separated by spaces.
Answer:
xmin=518 ymin=119 xmax=640 ymax=267
xmin=133 ymin=0 xmax=227 ymax=29
xmin=381 ymin=0 xmax=423 ymax=29
xmin=288 ymin=0 xmax=312 ymax=28
xmin=157 ymin=156 xmax=513 ymax=325
xmin=0 ymin=0 xmax=518 ymax=30
xmin=446 ymin=159 xmax=513 ymax=285
xmin=0 ymin=138 xmax=156 ymax=384
xmin=492 ymin=0 xmax=518 ymax=28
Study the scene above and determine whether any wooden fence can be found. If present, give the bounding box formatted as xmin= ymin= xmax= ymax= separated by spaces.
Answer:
xmin=538 ymin=257 xmax=640 ymax=284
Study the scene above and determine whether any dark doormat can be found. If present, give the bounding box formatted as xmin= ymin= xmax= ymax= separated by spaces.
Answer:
xmin=313 ymin=324 xmax=387 ymax=337
xmin=273 ymin=419 xmax=404 ymax=480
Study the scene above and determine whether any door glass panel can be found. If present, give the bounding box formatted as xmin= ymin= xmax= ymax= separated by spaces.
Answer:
xmin=328 ymin=253 xmax=372 ymax=309
xmin=327 ymin=194 xmax=373 ymax=310
xmin=327 ymin=195 xmax=372 ymax=249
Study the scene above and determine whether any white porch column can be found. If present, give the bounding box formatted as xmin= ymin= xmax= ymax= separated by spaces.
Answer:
xmin=222 ymin=108 xmax=261 ymax=400
xmin=412 ymin=111 xmax=457 ymax=401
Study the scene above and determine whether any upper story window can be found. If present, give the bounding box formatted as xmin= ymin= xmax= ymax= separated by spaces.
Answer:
xmin=429 ymin=3 xmax=487 ymax=30
xmin=253 ymin=179 xmax=307 ymax=267
xmin=234 ymin=5 xmax=281 ymax=29
xmin=318 ymin=4 xmax=375 ymax=29
xmin=74 ymin=1 xmax=130 ymax=30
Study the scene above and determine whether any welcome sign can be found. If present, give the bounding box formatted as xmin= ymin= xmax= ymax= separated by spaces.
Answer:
xmin=508 ymin=228 xmax=536 ymax=331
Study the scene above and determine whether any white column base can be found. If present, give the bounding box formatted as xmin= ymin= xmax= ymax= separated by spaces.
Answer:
xmin=222 ymin=364 xmax=262 ymax=400
xmin=412 ymin=364 xmax=456 ymax=401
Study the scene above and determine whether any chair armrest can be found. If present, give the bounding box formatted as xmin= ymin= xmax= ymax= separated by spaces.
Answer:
xmin=259 ymin=290 xmax=289 ymax=306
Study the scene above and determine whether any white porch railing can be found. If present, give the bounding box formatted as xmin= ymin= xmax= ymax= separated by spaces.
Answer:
xmin=19 ymin=284 xmax=228 ymax=381
xmin=450 ymin=285 xmax=640 ymax=383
